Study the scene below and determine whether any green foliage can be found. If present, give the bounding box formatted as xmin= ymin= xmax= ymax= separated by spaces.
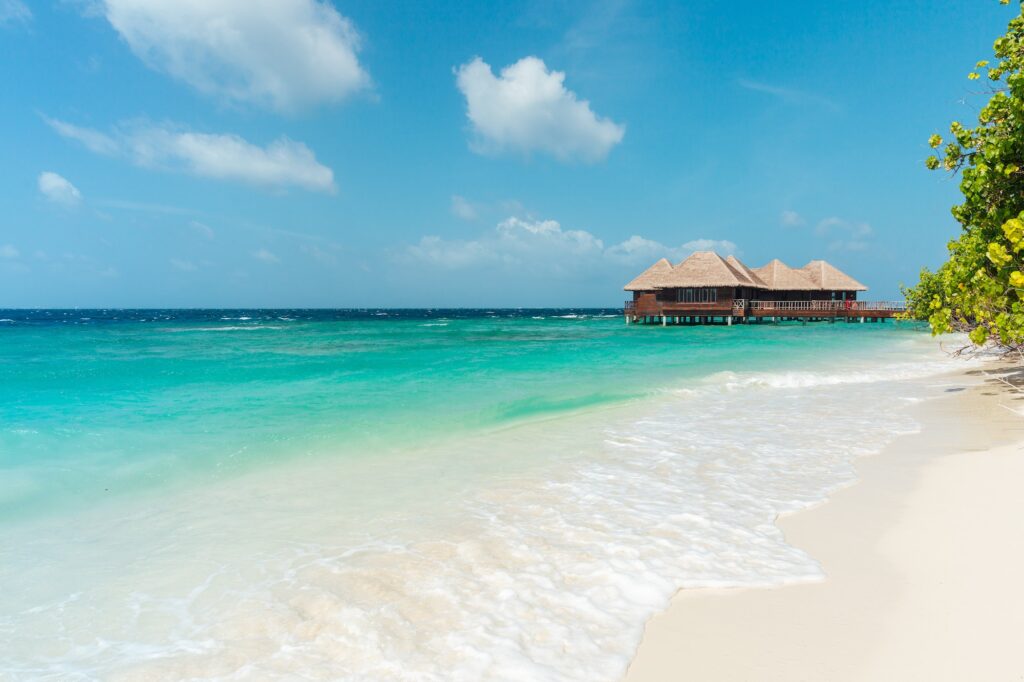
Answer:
xmin=904 ymin=1 xmax=1024 ymax=349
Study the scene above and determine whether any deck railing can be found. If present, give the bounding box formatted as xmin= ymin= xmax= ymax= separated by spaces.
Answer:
xmin=747 ymin=300 xmax=906 ymax=312
xmin=625 ymin=299 xmax=906 ymax=314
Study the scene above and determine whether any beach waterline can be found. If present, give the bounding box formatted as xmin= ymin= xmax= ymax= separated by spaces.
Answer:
xmin=0 ymin=311 xmax=970 ymax=680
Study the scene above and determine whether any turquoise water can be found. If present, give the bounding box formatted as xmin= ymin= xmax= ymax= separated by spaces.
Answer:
xmin=1 ymin=309 xmax=922 ymax=519
xmin=0 ymin=310 xmax=959 ymax=680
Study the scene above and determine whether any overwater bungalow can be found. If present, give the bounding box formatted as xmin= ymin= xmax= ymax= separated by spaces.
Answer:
xmin=624 ymin=251 xmax=904 ymax=325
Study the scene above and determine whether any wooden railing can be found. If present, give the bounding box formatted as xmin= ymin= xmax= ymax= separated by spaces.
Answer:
xmin=625 ymin=299 xmax=726 ymax=310
xmin=625 ymin=299 xmax=906 ymax=315
xmin=748 ymin=300 xmax=906 ymax=312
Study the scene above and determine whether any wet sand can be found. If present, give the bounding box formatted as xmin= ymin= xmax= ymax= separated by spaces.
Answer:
xmin=626 ymin=366 xmax=1024 ymax=682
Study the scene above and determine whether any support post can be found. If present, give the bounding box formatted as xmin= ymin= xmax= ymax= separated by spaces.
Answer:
xmin=727 ymin=316 xmax=733 ymax=326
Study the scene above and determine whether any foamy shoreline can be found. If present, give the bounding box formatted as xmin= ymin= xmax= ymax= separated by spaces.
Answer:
xmin=0 ymin=329 xmax=988 ymax=680
xmin=625 ymin=364 xmax=1024 ymax=681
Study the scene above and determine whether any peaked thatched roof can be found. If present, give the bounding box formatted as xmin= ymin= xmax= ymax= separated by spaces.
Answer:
xmin=753 ymin=259 xmax=818 ymax=291
xmin=623 ymin=257 xmax=673 ymax=291
xmin=624 ymin=251 xmax=870 ymax=293
xmin=801 ymin=260 xmax=868 ymax=291
xmin=655 ymin=251 xmax=750 ymax=288
xmin=725 ymin=255 xmax=766 ymax=287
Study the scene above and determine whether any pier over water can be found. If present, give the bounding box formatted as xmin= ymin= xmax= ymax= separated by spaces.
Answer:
xmin=623 ymin=251 xmax=903 ymax=326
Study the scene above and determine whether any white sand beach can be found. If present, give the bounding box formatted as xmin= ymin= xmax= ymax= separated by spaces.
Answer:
xmin=626 ymin=366 xmax=1024 ymax=682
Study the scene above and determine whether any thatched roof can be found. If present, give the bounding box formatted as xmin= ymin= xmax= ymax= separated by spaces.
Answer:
xmin=725 ymin=255 xmax=766 ymax=287
xmin=753 ymin=259 xmax=818 ymax=291
xmin=655 ymin=251 xmax=750 ymax=288
xmin=801 ymin=260 xmax=868 ymax=291
xmin=623 ymin=257 xmax=673 ymax=291
xmin=624 ymin=251 xmax=870 ymax=293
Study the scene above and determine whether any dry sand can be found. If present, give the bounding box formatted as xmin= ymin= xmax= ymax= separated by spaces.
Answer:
xmin=626 ymin=366 xmax=1024 ymax=682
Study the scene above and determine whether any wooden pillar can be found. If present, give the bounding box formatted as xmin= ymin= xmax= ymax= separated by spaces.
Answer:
xmin=727 ymin=316 xmax=733 ymax=326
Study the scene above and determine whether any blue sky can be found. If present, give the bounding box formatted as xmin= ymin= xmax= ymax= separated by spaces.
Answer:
xmin=0 ymin=0 xmax=1015 ymax=307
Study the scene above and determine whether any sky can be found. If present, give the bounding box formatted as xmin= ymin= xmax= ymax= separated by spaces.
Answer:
xmin=0 ymin=0 xmax=1016 ymax=307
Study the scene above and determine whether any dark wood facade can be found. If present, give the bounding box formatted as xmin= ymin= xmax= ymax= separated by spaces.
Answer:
xmin=626 ymin=287 xmax=902 ymax=325
xmin=623 ymin=252 xmax=902 ymax=325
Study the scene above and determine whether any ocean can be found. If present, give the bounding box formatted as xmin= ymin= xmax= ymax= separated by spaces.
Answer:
xmin=0 ymin=310 xmax=966 ymax=680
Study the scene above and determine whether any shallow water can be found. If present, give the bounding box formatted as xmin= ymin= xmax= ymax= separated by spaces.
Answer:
xmin=0 ymin=310 xmax=967 ymax=680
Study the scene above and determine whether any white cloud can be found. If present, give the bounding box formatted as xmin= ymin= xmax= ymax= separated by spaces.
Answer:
xmin=402 ymin=216 xmax=732 ymax=272
xmin=781 ymin=210 xmax=805 ymax=227
xmin=604 ymin=236 xmax=736 ymax=264
xmin=92 ymin=0 xmax=368 ymax=112
xmin=0 ymin=0 xmax=30 ymax=24
xmin=44 ymin=118 xmax=121 ymax=155
xmin=451 ymin=195 xmax=478 ymax=221
xmin=38 ymin=172 xmax=83 ymax=206
xmin=816 ymin=216 xmax=873 ymax=252
xmin=0 ymin=244 xmax=19 ymax=259
xmin=455 ymin=56 xmax=625 ymax=163
xmin=252 ymin=248 xmax=280 ymax=263
xmin=48 ymin=118 xmax=335 ymax=193
xmin=680 ymin=238 xmax=739 ymax=256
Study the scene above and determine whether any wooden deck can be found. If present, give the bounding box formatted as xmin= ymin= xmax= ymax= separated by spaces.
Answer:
xmin=624 ymin=299 xmax=905 ymax=325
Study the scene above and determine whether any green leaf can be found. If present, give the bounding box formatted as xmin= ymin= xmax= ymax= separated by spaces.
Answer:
xmin=905 ymin=4 xmax=1024 ymax=348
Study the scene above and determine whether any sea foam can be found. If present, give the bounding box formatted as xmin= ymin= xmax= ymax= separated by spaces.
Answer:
xmin=0 ymin=338 xmax=970 ymax=681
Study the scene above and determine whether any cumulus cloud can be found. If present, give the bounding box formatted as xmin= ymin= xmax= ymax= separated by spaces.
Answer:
xmin=252 ymin=248 xmax=280 ymax=263
xmin=47 ymin=118 xmax=335 ymax=193
xmin=605 ymin=236 xmax=736 ymax=264
xmin=0 ymin=0 xmax=30 ymax=24
xmin=402 ymin=216 xmax=732 ymax=272
xmin=455 ymin=56 xmax=625 ymax=163
xmin=38 ymin=172 xmax=83 ymax=206
xmin=816 ymin=216 xmax=873 ymax=252
xmin=405 ymin=217 xmax=601 ymax=270
xmin=0 ymin=244 xmax=19 ymax=259
xmin=90 ymin=0 xmax=368 ymax=112
xmin=780 ymin=210 xmax=805 ymax=227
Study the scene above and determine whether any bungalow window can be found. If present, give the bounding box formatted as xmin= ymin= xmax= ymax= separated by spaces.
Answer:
xmin=677 ymin=288 xmax=717 ymax=303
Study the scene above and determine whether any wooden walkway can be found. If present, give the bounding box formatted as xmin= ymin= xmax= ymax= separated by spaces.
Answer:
xmin=624 ymin=299 xmax=905 ymax=325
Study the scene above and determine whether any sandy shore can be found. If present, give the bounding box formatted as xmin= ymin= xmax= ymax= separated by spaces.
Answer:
xmin=626 ymin=365 xmax=1024 ymax=682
